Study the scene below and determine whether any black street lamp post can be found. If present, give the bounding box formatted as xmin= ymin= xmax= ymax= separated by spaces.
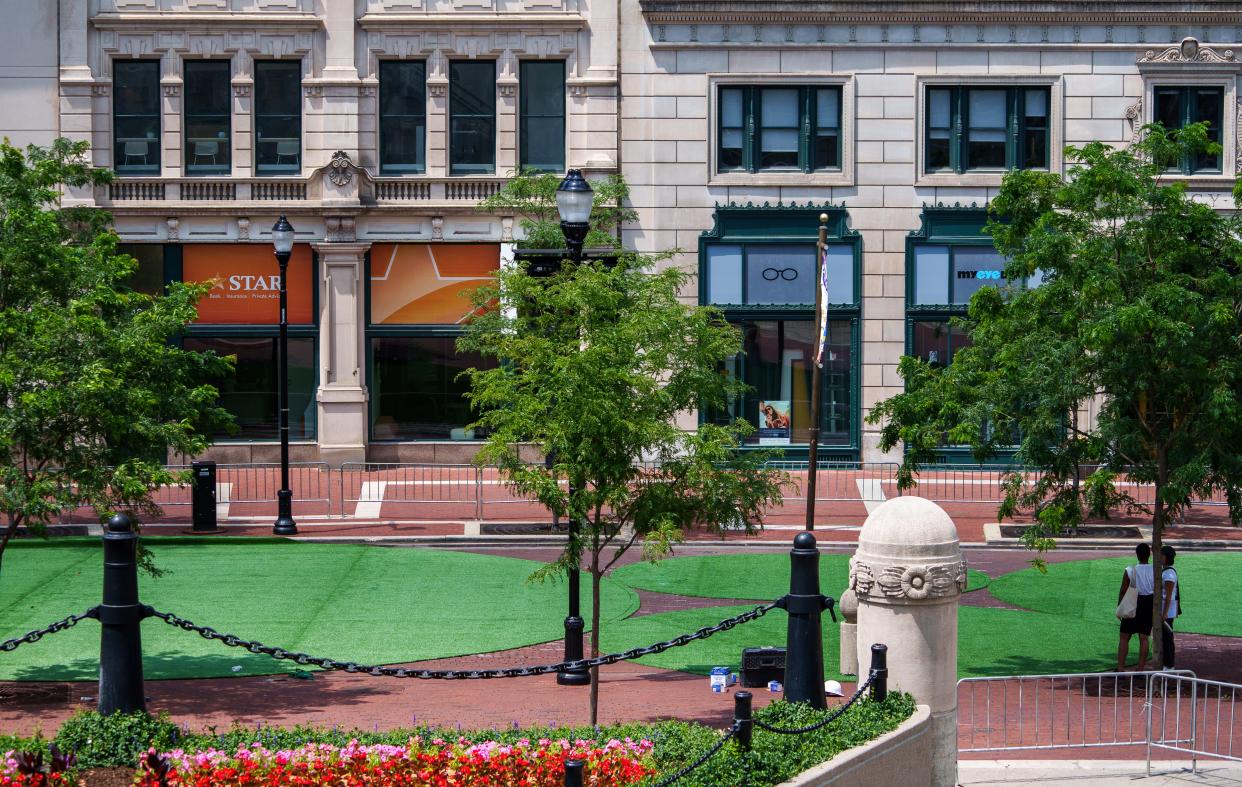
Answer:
xmin=271 ymin=215 xmax=298 ymax=536
xmin=553 ymin=170 xmax=592 ymax=687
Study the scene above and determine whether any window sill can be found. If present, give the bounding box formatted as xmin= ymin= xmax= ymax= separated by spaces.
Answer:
xmin=708 ymin=171 xmax=853 ymax=188
xmin=915 ymin=171 xmax=1027 ymax=188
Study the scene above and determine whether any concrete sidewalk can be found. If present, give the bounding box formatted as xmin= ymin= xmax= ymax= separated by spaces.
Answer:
xmin=958 ymin=760 xmax=1242 ymax=786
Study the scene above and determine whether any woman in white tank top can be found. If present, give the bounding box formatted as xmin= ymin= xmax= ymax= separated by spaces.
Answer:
xmin=1117 ymin=543 xmax=1155 ymax=671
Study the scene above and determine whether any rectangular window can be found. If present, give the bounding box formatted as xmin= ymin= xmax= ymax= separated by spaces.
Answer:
xmin=370 ymin=337 xmax=496 ymax=440
xmin=716 ymin=320 xmax=852 ymax=445
xmin=716 ymin=85 xmax=842 ymax=174
xmin=254 ymin=61 xmax=301 ymax=175
xmin=113 ymin=60 xmax=161 ymax=175
xmin=1153 ymin=86 xmax=1224 ymax=173
xmin=519 ymin=60 xmax=565 ymax=173
xmin=449 ymin=61 xmax=496 ymax=175
xmin=184 ymin=61 xmax=231 ymax=175
xmin=379 ymin=60 xmax=426 ymax=175
xmin=924 ymin=86 xmax=1050 ymax=173
xmin=912 ymin=244 xmax=1013 ymax=306
xmin=706 ymin=243 xmax=855 ymax=306
xmin=183 ymin=336 xmax=317 ymax=440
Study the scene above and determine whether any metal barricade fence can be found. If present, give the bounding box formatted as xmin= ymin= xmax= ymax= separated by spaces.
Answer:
xmin=338 ymin=463 xmax=483 ymax=519
xmin=762 ymin=461 xmax=899 ymax=504
xmin=1147 ymin=672 xmax=1242 ymax=775
xmin=958 ymin=670 xmax=1196 ymax=754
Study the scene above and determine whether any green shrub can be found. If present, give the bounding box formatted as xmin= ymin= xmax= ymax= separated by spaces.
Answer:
xmin=0 ymin=730 xmax=48 ymax=758
xmin=54 ymin=710 xmax=179 ymax=768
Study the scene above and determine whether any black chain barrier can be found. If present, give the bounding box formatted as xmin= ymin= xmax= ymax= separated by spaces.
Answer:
xmin=650 ymin=727 xmax=737 ymax=787
xmin=752 ymin=673 xmax=876 ymax=735
xmin=0 ymin=608 xmax=99 ymax=654
xmin=144 ymin=601 xmax=779 ymax=679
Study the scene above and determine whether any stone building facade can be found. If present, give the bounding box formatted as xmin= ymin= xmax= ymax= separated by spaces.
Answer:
xmin=3 ymin=0 xmax=1240 ymax=465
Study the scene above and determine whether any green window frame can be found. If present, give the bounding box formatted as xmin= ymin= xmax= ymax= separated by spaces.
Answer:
xmin=518 ymin=60 xmax=566 ymax=173
xmin=113 ymin=60 xmax=161 ymax=176
xmin=379 ymin=60 xmax=427 ymax=175
xmin=717 ymin=86 xmax=842 ymax=174
xmin=698 ymin=204 xmax=862 ymax=460
xmin=1153 ymin=86 xmax=1224 ymax=174
xmin=925 ymin=86 xmax=1050 ymax=174
xmin=449 ymin=60 xmax=496 ymax=175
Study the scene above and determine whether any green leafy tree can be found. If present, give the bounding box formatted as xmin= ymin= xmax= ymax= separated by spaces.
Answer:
xmin=477 ymin=170 xmax=634 ymax=250
xmin=0 ymin=139 xmax=232 ymax=574
xmin=463 ymin=177 xmax=785 ymax=724
xmin=868 ymin=124 xmax=1242 ymax=663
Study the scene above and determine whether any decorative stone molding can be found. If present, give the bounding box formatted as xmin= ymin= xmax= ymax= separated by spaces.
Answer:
xmin=431 ymin=216 xmax=444 ymax=240
xmin=428 ymin=80 xmax=447 ymax=97
xmin=166 ymin=217 xmax=180 ymax=240
xmin=92 ymin=84 xmax=111 ymax=96
xmin=501 ymin=216 xmax=514 ymax=241
xmin=1236 ymin=99 xmax=1242 ymax=173
xmin=327 ymin=151 xmax=355 ymax=187
xmin=325 ymin=216 xmax=357 ymax=242
xmin=849 ymin=557 xmax=968 ymax=600
xmin=1125 ymin=97 xmax=1143 ymax=146
xmin=237 ymin=216 xmax=250 ymax=240
xmin=1139 ymin=36 xmax=1236 ymax=64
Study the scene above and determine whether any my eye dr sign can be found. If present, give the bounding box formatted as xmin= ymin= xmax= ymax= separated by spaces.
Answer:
xmin=957 ymin=269 xmax=1006 ymax=280
xmin=184 ymin=244 xmax=314 ymax=324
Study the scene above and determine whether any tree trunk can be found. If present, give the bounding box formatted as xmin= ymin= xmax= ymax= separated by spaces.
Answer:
xmin=588 ymin=530 xmax=602 ymax=727
xmin=1149 ymin=447 xmax=1169 ymax=669
xmin=0 ymin=514 xmax=23 ymax=580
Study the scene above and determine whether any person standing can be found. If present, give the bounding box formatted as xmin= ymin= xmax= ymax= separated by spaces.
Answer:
xmin=1160 ymin=545 xmax=1181 ymax=670
xmin=1117 ymin=543 xmax=1154 ymax=671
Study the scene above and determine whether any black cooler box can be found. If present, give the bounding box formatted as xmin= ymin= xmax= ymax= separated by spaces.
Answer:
xmin=740 ymin=646 xmax=786 ymax=687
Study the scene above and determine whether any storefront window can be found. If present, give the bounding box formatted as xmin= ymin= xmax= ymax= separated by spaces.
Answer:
xmin=699 ymin=205 xmax=861 ymax=457
xmin=183 ymin=336 xmax=317 ymax=440
xmin=370 ymin=337 xmax=495 ymax=440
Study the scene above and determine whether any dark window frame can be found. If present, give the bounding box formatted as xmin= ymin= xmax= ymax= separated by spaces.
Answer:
xmin=183 ymin=60 xmax=232 ymax=176
xmin=379 ymin=59 xmax=428 ymax=175
xmin=253 ymin=60 xmax=302 ymax=176
xmin=448 ymin=60 xmax=497 ymax=176
xmin=113 ymin=59 xmax=162 ymax=176
xmin=716 ymin=85 xmax=843 ymax=174
xmin=1152 ymin=85 xmax=1225 ymax=174
xmin=518 ymin=59 xmax=566 ymax=173
xmin=697 ymin=204 xmax=862 ymax=460
xmin=923 ymin=85 xmax=1051 ymax=174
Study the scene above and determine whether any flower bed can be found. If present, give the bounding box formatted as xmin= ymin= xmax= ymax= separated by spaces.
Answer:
xmin=133 ymin=737 xmax=654 ymax=786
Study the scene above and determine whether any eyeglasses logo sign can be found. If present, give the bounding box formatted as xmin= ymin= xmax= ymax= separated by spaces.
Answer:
xmin=956 ymin=269 xmax=1005 ymax=280
xmin=762 ymin=267 xmax=799 ymax=281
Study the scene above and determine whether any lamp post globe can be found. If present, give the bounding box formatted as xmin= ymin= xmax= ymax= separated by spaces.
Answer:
xmin=271 ymin=215 xmax=298 ymax=536
xmin=555 ymin=169 xmax=593 ymax=264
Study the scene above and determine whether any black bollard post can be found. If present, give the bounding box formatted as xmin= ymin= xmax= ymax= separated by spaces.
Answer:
xmin=783 ymin=531 xmax=828 ymax=709
xmin=563 ymin=758 xmax=584 ymax=787
xmin=734 ymin=691 xmax=753 ymax=751
xmin=869 ymin=643 xmax=888 ymax=703
xmin=98 ymin=514 xmax=146 ymax=715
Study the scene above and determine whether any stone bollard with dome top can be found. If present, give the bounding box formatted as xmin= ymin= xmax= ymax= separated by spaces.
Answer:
xmin=851 ymin=496 xmax=966 ymax=787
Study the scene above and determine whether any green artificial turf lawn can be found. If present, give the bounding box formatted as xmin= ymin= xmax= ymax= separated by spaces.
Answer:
xmin=600 ymin=603 xmax=1119 ymax=680
xmin=989 ymin=552 xmax=1242 ymax=638
xmin=0 ymin=541 xmax=637 ymax=682
xmin=612 ymin=553 xmax=988 ymax=601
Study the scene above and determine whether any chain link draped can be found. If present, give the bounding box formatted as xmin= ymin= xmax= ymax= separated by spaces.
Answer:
xmin=0 ymin=608 xmax=99 ymax=654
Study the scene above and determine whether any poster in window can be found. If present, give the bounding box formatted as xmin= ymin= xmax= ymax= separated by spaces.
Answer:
xmin=758 ymin=400 xmax=792 ymax=445
xmin=183 ymin=244 xmax=314 ymax=324
xmin=369 ymin=243 xmax=499 ymax=325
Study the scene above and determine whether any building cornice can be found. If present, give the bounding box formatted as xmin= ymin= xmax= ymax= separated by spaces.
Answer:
xmin=91 ymin=12 xmax=324 ymax=31
xmin=357 ymin=13 xmax=586 ymax=31
xmin=639 ymin=0 xmax=1242 ymax=24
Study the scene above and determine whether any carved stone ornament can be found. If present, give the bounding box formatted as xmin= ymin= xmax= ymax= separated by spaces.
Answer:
xmin=1139 ymin=37 xmax=1237 ymax=64
xmin=1236 ymin=99 xmax=1242 ymax=173
xmin=850 ymin=556 xmax=968 ymax=600
xmin=1125 ymin=98 xmax=1143 ymax=146
xmin=327 ymin=151 xmax=354 ymax=187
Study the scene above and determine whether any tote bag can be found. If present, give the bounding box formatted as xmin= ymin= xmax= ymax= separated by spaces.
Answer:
xmin=1116 ymin=566 xmax=1139 ymax=620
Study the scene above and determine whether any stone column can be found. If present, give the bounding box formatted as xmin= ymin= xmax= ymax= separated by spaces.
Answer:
xmin=838 ymin=588 xmax=858 ymax=676
xmin=852 ymin=496 xmax=964 ymax=787
xmin=313 ymin=232 xmax=370 ymax=467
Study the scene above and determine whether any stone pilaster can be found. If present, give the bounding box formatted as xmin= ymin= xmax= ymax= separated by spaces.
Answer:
xmin=313 ymin=237 xmax=371 ymax=468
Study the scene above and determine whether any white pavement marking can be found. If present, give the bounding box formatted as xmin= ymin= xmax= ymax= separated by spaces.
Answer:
xmin=856 ymin=478 xmax=886 ymax=514
xmin=354 ymin=481 xmax=387 ymax=519
xmin=957 ymin=760 xmax=1242 ymax=786
xmin=217 ymin=482 xmax=231 ymax=520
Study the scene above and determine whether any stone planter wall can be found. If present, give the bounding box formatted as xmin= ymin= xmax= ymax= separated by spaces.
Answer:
xmin=778 ymin=704 xmax=932 ymax=787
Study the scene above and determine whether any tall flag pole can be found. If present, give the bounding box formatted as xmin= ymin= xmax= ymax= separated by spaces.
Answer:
xmin=805 ymin=213 xmax=830 ymax=532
